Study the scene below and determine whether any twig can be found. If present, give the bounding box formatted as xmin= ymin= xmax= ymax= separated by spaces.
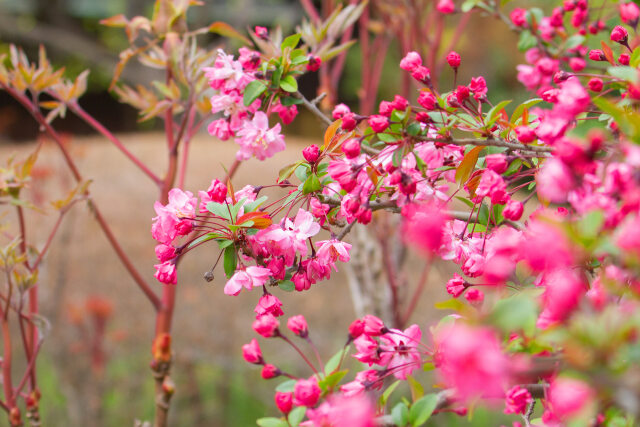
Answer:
xmin=294 ymin=91 xmax=333 ymax=126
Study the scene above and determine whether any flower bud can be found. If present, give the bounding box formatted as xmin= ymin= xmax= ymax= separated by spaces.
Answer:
xmin=242 ymin=339 xmax=263 ymax=364
xmin=485 ymin=154 xmax=508 ymax=174
xmin=348 ymin=319 xmax=365 ymax=338
xmin=418 ymin=91 xmax=437 ymax=110
xmin=436 ymin=0 xmax=455 ymax=14
xmin=447 ymin=51 xmax=461 ymax=68
xmin=287 ymin=315 xmax=309 ymax=338
xmin=391 ymin=95 xmax=409 ymax=111
xmin=293 ymin=378 xmax=321 ymax=407
xmin=342 ymin=138 xmax=361 ymax=159
xmin=368 ymin=115 xmax=390 ymax=133
xmin=588 ymin=49 xmax=606 ymax=61
xmin=611 ymin=25 xmax=629 ymax=44
xmin=306 ymin=55 xmax=321 ymax=72
xmin=621 ymin=2 xmax=640 ymax=26
xmin=515 ymin=126 xmax=536 ymax=144
xmin=254 ymin=26 xmax=269 ymax=40
xmin=400 ymin=51 xmax=422 ymax=72
xmin=446 ymin=274 xmax=467 ymax=298
xmin=261 ymin=364 xmax=281 ymax=379
xmin=503 ymin=199 xmax=524 ymax=221
xmin=341 ymin=112 xmax=358 ymax=131
xmin=411 ymin=65 xmax=431 ymax=84
xmin=619 ymin=53 xmax=631 ymax=65
xmin=588 ymin=78 xmax=603 ymax=92
xmin=332 ymin=103 xmax=350 ymax=119
xmin=253 ymin=314 xmax=280 ymax=338
xmin=303 ymin=144 xmax=320 ymax=163
xmin=275 ymin=391 xmax=293 ymax=413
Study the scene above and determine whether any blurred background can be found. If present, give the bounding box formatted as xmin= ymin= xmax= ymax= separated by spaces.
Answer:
xmin=0 ymin=0 xmax=531 ymax=425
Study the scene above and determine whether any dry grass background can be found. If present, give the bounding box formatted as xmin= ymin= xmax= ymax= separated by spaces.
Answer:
xmin=2 ymin=130 xmax=452 ymax=425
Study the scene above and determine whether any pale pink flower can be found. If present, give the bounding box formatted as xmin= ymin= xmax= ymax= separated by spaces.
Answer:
xmin=402 ymin=202 xmax=450 ymax=254
xmin=547 ymin=377 xmax=594 ymax=421
xmin=235 ymin=112 xmax=286 ymax=161
xmin=223 ymin=266 xmax=271 ymax=296
xmin=399 ymin=51 xmax=422 ymax=72
xmin=379 ymin=325 xmax=423 ymax=380
xmin=536 ymin=158 xmax=575 ymax=203
xmin=537 ymin=269 xmax=586 ymax=329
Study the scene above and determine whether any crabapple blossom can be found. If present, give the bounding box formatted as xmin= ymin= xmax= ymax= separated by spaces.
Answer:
xmin=242 ymin=339 xmax=263 ymax=364
xmin=436 ymin=0 xmax=455 ymax=14
xmin=504 ymin=386 xmax=533 ymax=415
xmin=379 ymin=325 xmax=423 ymax=379
xmin=223 ymin=266 xmax=271 ymax=296
xmin=293 ymin=377 xmax=321 ymax=407
xmin=399 ymin=51 xmax=422 ymax=72
xmin=287 ymin=315 xmax=308 ymax=338
xmin=447 ymin=51 xmax=461 ymax=68
xmin=253 ymin=314 xmax=280 ymax=338
xmin=275 ymin=392 xmax=293 ymax=414
xmin=154 ymin=262 xmax=177 ymax=285
xmin=235 ymin=112 xmax=286 ymax=161
xmin=254 ymin=294 xmax=284 ymax=317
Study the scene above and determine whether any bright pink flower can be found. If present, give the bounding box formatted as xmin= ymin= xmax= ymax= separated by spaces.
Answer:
xmin=341 ymin=112 xmax=358 ymax=131
xmin=503 ymin=199 xmax=524 ymax=221
xmin=303 ymin=144 xmax=320 ymax=163
xmin=515 ymin=126 xmax=536 ymax=143
xmin=320 ymin=395 xmax=376 ymax=427
xmin=332 ymin=103 xmax=351 ymax=120
xmin=569 ymin=57 xmax=586 ymax=71
xmin=536 ymin=158 xmax=575 ymax=203
xmin=272 ymin=102 xmax=298 ymax=124
xmin=353 ymin=334 xmax=381 ymax=366
xmin=379 ymin=325 xmax=423 ymax=379
xmin=155 ymin=244 xmax=176 ymax=263
xmin=588 ymin=78 xmax=603 ymax=92
xmin=476 ymin=169 xmax=508 ymax=204
xmin=306 ymin=55 xmax=321 ymax=72
xmin=342 ymin=138 xmax=361 ymax=158
xmin=465 ymin=288 xmax=484 ymax=306
xmin=621 ymin=2 xmax=640 ymax=25
xmin=504 ymin=385 xmax=533 ymax=415
xmin=253 ymin=314 xmax=280 ymax=337
xmin=547 ymin=377 xmax=594 ymax=420
xmin=402 ymin=202 xmax=450 ymax=254
xmin=368 ymin=115 xmax=389 ymax=133
xmin=521 ymin=218 xmax=574 ymax=272
xmin=434 ymin=323 xmax=508 ymax=401
xmin=399 ymin=51 xmax=422 ymax=72
xmin=235 ymin=112 xmax=286 ymax=161
xmin=261 ymin=364 xmax=280 ymax=379
xmin=267 ymin=257 xmax=286 ymax=281
xmin=242 ymin=338 xmax=262 ymax=364
xmin=362 ymin=315 xmax=386 ymax=336
xmin=485 ymin=154 xmax=508 ymax=174
xmin=455 ymin=85 xmax=470 ymax=102
xmin=446 ymin=274 xmax=467 ymax=297
xmin=316 ymin=239 xmax=352 ymax=265
xmin=349 ymin=319 xmax=365 ymax=338
xmin=154 ymin=262 xmax=177 ymax=285
xmin=391 ymin=95 xmax=409 ymax=111
xmin=537 ymin=269 xmax=586 ymax=329
xmin=254 ymin=294 xmax=284 ymax=317
xmin=616 ymin=215 xmax=640 ymax=257
xmin=411 ymin=65 xmax=431 ymax=84
xmin=254 ymin=26 xmax=268 ymax=39
xmin=436 ymin=0 xmax=455 ymax=14
xmin=447 ymin=51 xmax=461 ymax=68
xmin=292 ymin=270 xmax=311 ymax=292
xmin=588 ymin=49 xmax=606 ymax=61
xmin=619 ymin=53 xmax=631 ymax=65
xmin=469 ymin=76 xmax=487 ymax=100
xmin=238 ymin=47 xmax=260 ymax=70
xmin=418 ymin=91 xmax=438 ymax=110
xmin=223 ymin=266 xmax=271 ymax=296
xmin=611 ymin=25 xmax=629 ymax=44
xmin=287 ymin=315 xmax=309 ymax=338
xmin=328 ymin=159 xmax=357 ymax=192
xmin=275 ymin=391 xmax=293 ymax=413
xmin=293 ymin=377 xmax=321 ymax=407
xmin=510 ymin=8 xmax=527 ymax=27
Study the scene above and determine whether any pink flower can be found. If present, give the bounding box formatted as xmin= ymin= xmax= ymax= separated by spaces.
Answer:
xmin=275 ymin=391 xmax=293 ymax=413
xmin=510 ymin=8 xmax=527 ymax=27
xmin=154 ymin=262 xmax=177 ymax=285
xmin=402 ymin=202 xmax=450 ymax=254
xmin=242 ymin=339 xmax=263 ymax=364
xmin=306 ymin=55 xmax=321 ymax=72
xmin=616 ymin=215 xmax=640 ymax=257
xmin=287 ymin=315 xmax=309 ymax=338
xmin=341 ymin=112 xmax=357 ymax=131
xmin=469 ymin=76 xmax=487 ymax=100
xmin=503 ymin=199 xmax=524 ymax=221
xmin=521 ymin=217 xmax=575 ymax=272
xmin=155 ymin=244 xmax=176 ymax=263
xmin=485 ymin=154 xmax=508 ymax=174
xmin=515 ymin=126 xmax=536 ymax=143
xmin=223 ymin=266 xmax=271 ymax=296
xmin=353 ymin=334 xmax=380 ymax=366
xmin=255 ymin=293 xmax=284 ymax=317
xmin=619 ymin=53 xmax=631 ymax=65
xmin=418 ymin=91 xmax=437 ymax=110
xmin=362 ymin=315 xmax=386 ymax=336
xmin=368 ymin=115 xmax=389 ymax=133
xmin=446 ymin=274 xmax=467 ymax=297
xmin=476 ymin=169 xmax=508 ymax=204
xmin=253 ymin=314 xmax=280 ymax=337
xmin=391 ymin=95 xmax=409 ymax=111
xmin=433 ymin=324 xmax=508 ymax=401
xmin=436 ymin=0 xmax=455 ymax=14
xmin=379 ymin=325 xmax=423 ymax=379
xmin=411 ymin=65 xmax=431 ymax=84
xmin=620 ymin=2 xmax=640 ymax=25
xmin=536 ymin=158 xmax=575 ymax=203
xmin=292 ymin=270 xmax=311 ymax=291
xmin=588 ymin=78 xmax=603 ymax=92
xmin=447 ymin=51 xmax=461 ymax=68
xmin=293 ymin=377 xmax=321 ymax=407
xmin=342 ymin=138 xmax=361 ymax=158
xmin=588 ymin=49 xmax=606 ymax=61
xmin=547 ymin=377 xmax=594 ymax=420
xmin=261 ymin=364 xmax=280 ymax=379
xmin=316 ymin=239 xmax=352 ymax=265
xmin=537 ymin=269 xmax=586 ymax=329
xmin=332 ymin=103 xmax=351 ymax=119
xmin=348 ymin=319 xmax=365 ymax=338
xmin=400 ymin=51 xmax=422 ymax=72
xmin=569 ymin=57 xmax=586 ymax=71
xmin=303 ymin=144 xmax=320 ymax=163
xmin=272 ymin=102 xmax=298 ymax=124
xmin=504 ymin=385 xmax=533 ymax=415
xmin=208 ymin=118 xmax=233 ymax=140
xmin=235 ymin=112 xmax=286 ymax=161
xmin=465 ymin=288 xmax=484 ymax=306
xmin=611 ymin=25 xmax=629 ymax=44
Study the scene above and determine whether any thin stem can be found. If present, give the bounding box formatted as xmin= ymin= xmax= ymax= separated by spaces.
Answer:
xmin=401 ymin=260 xmax=431 ymax=326
xmin=279 ymin=334 xmax=319 ymax=376
xmin=294 ymin=92 xmax=333 ymax=126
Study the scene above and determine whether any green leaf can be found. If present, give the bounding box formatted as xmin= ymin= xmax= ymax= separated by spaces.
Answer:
xmin=608 ymin=66 xmax=639 ymax=84
xmin=223 ymin=246 xmax=237 ymax=278
xmin=406 ymin=122 xmax=422 ymax=136
xmin=280 ymin=75 xmax=298 ymax=92
xmin=288 ymin=406 xmax=306 ymax=427
xmin=271 ymin=65 xmax=283 ymax=87
xmin=511 ymin=98 xmax=542 ymax=124
xmin=281 ymin=33 xmax=301 ymax=50
xmin=577 ymin=210 xmax=605 ymax=240
xmin=631 ymin=47 xmax=640 ymax=68
xmin=485 ymin=100 xmax=512 ymax=127
xmin=461 ymin=0 xmax=480 ymax=12
xmin=243 ymin=80 xmax=267 ymax=106
xmin=230 ymin=198 xmax=247 ymax=220
xmin=279 ymin=161 xmax=304 ymax=183
xmin=503 ymin=158 xmax=523 ymax=176
xmin=518 ymin=30 xmax=537 ymax=52
xmin=564 ymin=34 xmax=585 ymax=50
xmin=434 ymin=298 xmax=465 ymax=312
xmin=490 ymin=293 xmax=538 ymax=336
xmin=279 ymin=280 xmax=295 ymax=292
xmin=280 ymin=96 xmax=304 ymax=106
xmin=407 ymin=376 xmax=424 ymax=401
xmin=409 ymin=394 xmax=439 ymax=426
xmin=256 ymin=417 xmax=288 ymax=427
xmin=318 ymin=370 xmax=348 ymax=392
xmin=378 ymin=133 xmax=399 ymax=143
xmin=187 ymin=232 xmax=219 ymax=249
xmin=243 ymin=196 xmax=268 ymax=213
xmin=380 ymin=380 xmax=401 ymax=407
xmin=275 ymin=379 xmax=296 ymax=392
xmin=325 ymin=348 xmax=349 ymax=374
xmin=455 ymin=196 xmax=475 ymax=209
xmin=478 ymin=203 xmax=490 ymax=226
xmin=391 ymin=402 xmax=410 ymax=427
xmin=294 ymin=164 xmax=309 ymax=182
xmin=207 ymin=202 xmax=231 ymax=220
xmin=302 ymin=173 xmax=321 ymax=194
xmin=217 ymin=239 xmax=234 ymax=249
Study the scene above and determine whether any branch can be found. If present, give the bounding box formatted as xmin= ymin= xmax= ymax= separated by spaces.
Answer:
xmin=294 ymin=91 xmax=333 ymax=126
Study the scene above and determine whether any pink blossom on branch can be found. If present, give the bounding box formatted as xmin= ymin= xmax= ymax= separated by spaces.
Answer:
xmin=235 ymin=112 xmax=286 ymax=161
